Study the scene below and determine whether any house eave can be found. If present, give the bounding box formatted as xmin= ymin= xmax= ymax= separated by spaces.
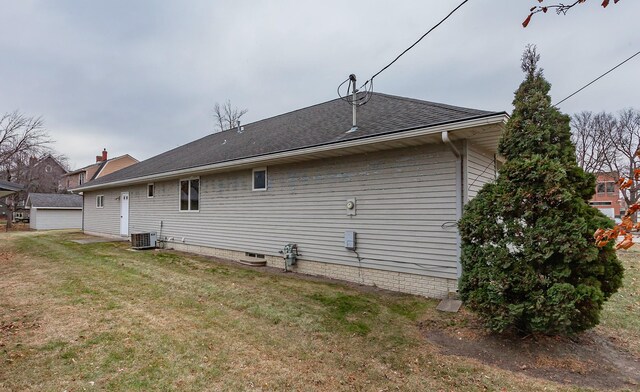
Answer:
xmin=31 ymin=206 xmax=83 ymax=210
xmin=73 ymin=113 xmax=508 ymax=192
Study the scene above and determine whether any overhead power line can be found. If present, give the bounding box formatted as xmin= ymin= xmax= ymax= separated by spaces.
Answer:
xmin=365 ymin=0 xmax=470 ymax=85
xmin=554 ymin=50 xmax=640 ymax=107
xmin=338 ymin=0 xmax=471 ymax=106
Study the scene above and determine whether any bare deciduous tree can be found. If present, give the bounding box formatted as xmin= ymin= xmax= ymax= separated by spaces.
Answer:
xmin=212 ymin=100 xmax=248 ymax=132
xmin=0 ymin=111 xmax=51 ymax=178
xmin=570 ymin=108 xmax=640 ymax=222
xmin=571 ymin=111 xmax=616 ymax=173
xmin=0 ymin=111 xmax=51 ymax=228
xmin=604 ymin=108 xmax=640 ymax=219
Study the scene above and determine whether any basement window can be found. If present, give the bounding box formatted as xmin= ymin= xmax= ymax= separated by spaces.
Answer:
xmin=179 ymin=178 xmax=199 ymax=211
xmin=245 ymin=252 xmax=265 ymax=259
xmin=253 ymin=168 xmax=267 ymax=191
xmin=96 ymin=195 xmax=104 ymax=208
xmin=147 ymin=183 xmax=155 ymax=198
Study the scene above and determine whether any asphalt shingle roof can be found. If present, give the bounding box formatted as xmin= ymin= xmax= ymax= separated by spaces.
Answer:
xmin=81 ymin=92 xmax=502 ymax=188
xmin=28 ymin=193 xmax=83 ymax=208
xmin=0 ymin=180 xmax=23 ymax=192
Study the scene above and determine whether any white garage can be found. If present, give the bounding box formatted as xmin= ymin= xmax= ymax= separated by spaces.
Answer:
xmin=26 ymin=193 xmax=82 ymax=230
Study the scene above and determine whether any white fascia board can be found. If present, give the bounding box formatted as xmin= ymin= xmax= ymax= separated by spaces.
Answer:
xmin=75 ymin=114 xmax=508 ymax=192
xmin=32 ymin=207 xmax=83 ymax=210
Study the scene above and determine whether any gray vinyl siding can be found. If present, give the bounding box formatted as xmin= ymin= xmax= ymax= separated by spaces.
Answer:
xmin=86 ymin=144 xmax=460 ymax=279
xmin=466 ymin=142 xmax=496 ymax=201
xmin=83 ymin=191 xmax=124 ymax=236
xmin=30 ymin=209 xmax=82 ymax=230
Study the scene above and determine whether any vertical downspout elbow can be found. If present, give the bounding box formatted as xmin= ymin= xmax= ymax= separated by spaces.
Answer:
xmin=442 ymin=131 xmax=460 ymax=157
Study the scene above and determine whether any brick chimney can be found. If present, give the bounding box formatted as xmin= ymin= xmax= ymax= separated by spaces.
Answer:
xmin=96 ymin=148 xmax=108 ymax=162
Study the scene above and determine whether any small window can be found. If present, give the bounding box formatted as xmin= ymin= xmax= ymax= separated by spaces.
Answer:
xmin=589 ymin=201 xmax=612 ymax=206
xmin=96 ymin=195 xmax=104 ymax=208
xmin=179 ymin=178 xmax=199 ymax=211
xmin=147 ymin=183 xmax=155 ymax=198
xmin=45 ymin=165 xmax=52 ymax=173
xmin=596 ymin=182 xmax=606 ymax=194
xmin=79 ymin=172 xmax=86 ymax=185
xmin=606 ymin=182 xmax=615 ymax=193
xmin=253 ymin=168 xmax=267 ymax=191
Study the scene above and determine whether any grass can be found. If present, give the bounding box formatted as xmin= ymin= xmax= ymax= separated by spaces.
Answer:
xmin=0 ymin=231 xmax=637 ymax=391
xmin=599 ymin=248 xmax=640 ymax=356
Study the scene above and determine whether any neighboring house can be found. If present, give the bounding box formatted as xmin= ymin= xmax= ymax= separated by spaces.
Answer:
xmin=0 ymin=180 xmax=23 ymax=198
xmin=74 ymin=93 xmax=508 ymax=299
xmin=589 ymin=172 xmax=623 ymax=218
xmin=64 ymin=149 xmax=138 ymax=189
xmin=22 ymin=154 xmax=68 ymax=193
xmin=2 ymin=155 xmax=68 ymax=221
xmin=26 ymin=193 xmax=83 ymax=230
xmin=0 ymin=180 xmax=23 ymax=221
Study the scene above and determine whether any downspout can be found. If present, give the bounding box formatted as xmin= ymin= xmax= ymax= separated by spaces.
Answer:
xmin=81 ymin=192 xmax=85 ymax=233
xmin=442 ymin=131 xmax=463 ymax=280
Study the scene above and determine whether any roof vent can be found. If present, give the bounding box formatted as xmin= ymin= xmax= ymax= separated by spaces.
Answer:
xmin=348 ymin=74 xmax=358 ymax=133
xmin=237 ymin=121 xmax=242 ymax=134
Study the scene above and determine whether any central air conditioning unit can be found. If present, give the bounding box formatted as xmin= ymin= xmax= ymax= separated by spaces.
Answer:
xmin=131 ymin=232 xmax=157 ymax=250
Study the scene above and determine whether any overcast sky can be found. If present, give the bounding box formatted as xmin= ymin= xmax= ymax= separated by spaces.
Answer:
xmin=1 ymin=1 xmax=638 ymax=169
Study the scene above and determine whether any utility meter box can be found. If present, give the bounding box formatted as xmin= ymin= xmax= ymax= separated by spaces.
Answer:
xmin=346 ymin=198 xmax=357 ymax=216
xmin=344 ymin=231 xmax=357 ymax=250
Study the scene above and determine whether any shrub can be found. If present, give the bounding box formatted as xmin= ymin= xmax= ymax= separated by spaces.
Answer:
xmin=458 ymin=46 xmax=624 ymax=335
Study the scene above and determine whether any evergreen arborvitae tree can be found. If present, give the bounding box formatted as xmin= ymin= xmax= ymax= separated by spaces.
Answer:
xmin=458 ymin=45 xmax=624 ymax=335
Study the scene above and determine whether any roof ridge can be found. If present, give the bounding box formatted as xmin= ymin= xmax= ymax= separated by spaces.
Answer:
xmin=105 ymin=153 xmax=138 ymax=162
xmin=370 ymin=92 xmax=492 ymax=114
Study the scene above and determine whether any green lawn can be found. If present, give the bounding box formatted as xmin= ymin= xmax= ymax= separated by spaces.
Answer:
xmin=0 ymin=231 xmax=637 ymax=391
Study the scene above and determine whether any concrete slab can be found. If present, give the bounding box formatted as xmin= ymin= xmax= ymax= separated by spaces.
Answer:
xmin=72 ymin=237 xmax=128 ymax=244
xmin=436 ymin=298 xmax=463 ymax=313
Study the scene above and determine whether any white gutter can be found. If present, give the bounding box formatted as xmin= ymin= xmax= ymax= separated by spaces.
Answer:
xmin=75 ymin=114 xmax=507 ymax=192
xmin=31 ymin=207 xmax=83 ymax=210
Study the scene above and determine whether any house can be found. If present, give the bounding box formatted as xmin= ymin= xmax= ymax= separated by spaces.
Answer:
xmin=64 ymin=149 xmax=138 ymax=189
xmin=0 ymin=180 xmax=23 ymax=221
xmin=0 ymin=180 xmax=23 ymax=197
xmin=2 ymin=154 xmax=69 ymax=221
xmin=26 ymin=193 xmax=83 ymax=230
xmin=74 ymin=93 xmax=508 ymax=298
xmin=24 ymin=154 xmax=69 ymax=192
xmin=590 ymin=172 xmax=623 ymax=218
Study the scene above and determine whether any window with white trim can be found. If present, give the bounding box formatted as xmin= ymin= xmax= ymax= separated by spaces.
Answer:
xmin=252 ymin=168 xmax=267 ymax=191
xmin=147 ymin=183 xmax=155 ymax=198
xmin=180 ymin=178 xmax=199 ymax=211
xmin=96 ymin=195 xmax=104 ymax=208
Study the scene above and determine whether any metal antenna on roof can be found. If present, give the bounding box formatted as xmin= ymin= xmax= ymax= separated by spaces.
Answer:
xmin=348 ymin=74 xmax=358 ymax=133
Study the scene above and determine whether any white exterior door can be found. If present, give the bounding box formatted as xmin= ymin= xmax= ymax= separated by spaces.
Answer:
xmin=120 ymin=192 xmax=129 ymax=236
